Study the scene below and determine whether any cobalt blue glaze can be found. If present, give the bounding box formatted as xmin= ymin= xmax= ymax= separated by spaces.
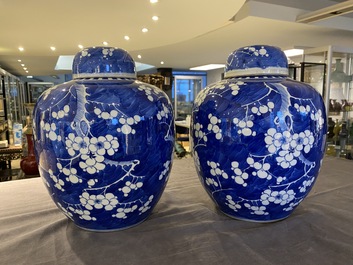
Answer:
xmin=225 ymin=45 xmax=288 ymax=77
xmin=33 ymin=47 xmax=174 ymax=231
xmin=191 ymin=45 xmax=327 ymax=222
xmin=72 ymin=47 xmax=136 ymax=79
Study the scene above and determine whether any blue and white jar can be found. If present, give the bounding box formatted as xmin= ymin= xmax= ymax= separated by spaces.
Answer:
xmin=191 ymin=45 xmax=327 ymax=222
xmin=33 ymin=47 xmax=174 ymax=231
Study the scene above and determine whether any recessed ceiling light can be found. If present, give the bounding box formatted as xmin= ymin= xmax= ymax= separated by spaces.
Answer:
xmin=150 ymin=0 xmax=158 ymax=3
xmin=18 ymin=59 xmax=22 ymax=62
xmin=160 ymin=61 xmax=164 ymax=65
xmin=142 ymin=28 xmax=148 ymax=33
xmin=102 ymin=41 xmax=109 ymax=46
xmin=23 ymin=67 xmax=27 ymax=70
xmin=152 ymin=16 xmax=159 ymax=21
xmin=137 ymin=55 xmax=142 ymax=59
xmin=50 ymin=46 xmax=56 ymax=51
xmin=124 ymin=35 xmax=130 ymax=41
xmin=78 ymin=44 xmax=84 ymax=49
xmin=21 ymin=64 xmax=25 ymax=67
xmin=18 ymin=47 xmax=24 ymax=52
xmin=25 ymin=70 xmax=29 ymax=73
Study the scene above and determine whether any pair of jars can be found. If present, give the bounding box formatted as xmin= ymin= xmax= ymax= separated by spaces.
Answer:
xmin=33 ymin=45 xmax=326 ymax=231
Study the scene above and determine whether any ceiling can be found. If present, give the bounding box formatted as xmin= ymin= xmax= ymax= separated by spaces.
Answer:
xmin=1 ymin=0 xmax=353 ymax=78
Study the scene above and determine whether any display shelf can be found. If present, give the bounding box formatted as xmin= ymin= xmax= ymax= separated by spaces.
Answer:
xmin=0 ymin=67 xmax=26 ymax=170
xmin=26 ymin=82 xmax=53 ymax=103
xmin=289 ymin=62 xmax=326 ymax=96
xmin=302 ymin=45 xmax=353 ymax=159
xmin=0 ymin=74 xmax=9 ymax=142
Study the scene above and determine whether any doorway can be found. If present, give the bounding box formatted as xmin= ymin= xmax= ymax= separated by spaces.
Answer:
xmin=173 ymin=75 xmax=204 ymax=119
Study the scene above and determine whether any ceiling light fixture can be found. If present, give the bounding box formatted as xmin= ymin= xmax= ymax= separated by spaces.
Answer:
xmin=17 ymin=59 xmax=21 ymax=62
xmin=55 ymin=55 xmax=75 ymax=70
xmin=152 ymin=16 xmax=159 ymax=21
xmin=137 ymin=55 xmax=142 ymax=59
xmin=296 ymin=1 xmax=353 ymax=23
xmin=283 ymin=49 xmax=304 ymax=57
xmin=78 ymin=45 xmax=84 ymax=49
xmin=150 ymin=0 xmax=158 ymax=3
xmin=190 ymin=64 xmax=225 ymax=71
xmin=160 ymin=61 xmax=164 ymax=65
xmin=50 ymin=46 xmax=56 ymax=51
xmin=135 ymin=62 xmax=155 ymax=72
xmin=102 ymin=41 xmax=109 ymax=46
xmin=21 ymin=64 xmax=25 ymax=67
xmin=124 ymin=36 xmax=130 ymax=40
xmin=142 ymin=28 xmax=148 ymax=33
xmin=18 ymin=47 xmax=24 ymax=52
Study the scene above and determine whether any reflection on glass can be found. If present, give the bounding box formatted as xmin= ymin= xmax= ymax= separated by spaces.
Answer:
xmin=27 ymin=82 xmax=54 ymax=103
xmin=173 ymin=77 xmax=202 ymax=119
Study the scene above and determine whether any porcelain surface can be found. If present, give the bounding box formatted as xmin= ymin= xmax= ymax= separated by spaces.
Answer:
xmin=33 ymin=47 xmax=174 ymax=231
xmin=72 ymin=46 xmax=136 ymax=79
xmin=225 ymin=45 xmax=289 ymax=78
xmin=191 ymin=45 xmax=327 ymax=222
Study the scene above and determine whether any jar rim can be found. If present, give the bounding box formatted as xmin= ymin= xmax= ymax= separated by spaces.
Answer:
xmin=224 ymin=67 xmax=288 ymax=78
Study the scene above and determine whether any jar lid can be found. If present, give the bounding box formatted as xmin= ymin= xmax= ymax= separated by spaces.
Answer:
xmin=224 ymin=45 xmax=288 ymax=78
xmin=72 ymin=47 xmax=136 ymax=79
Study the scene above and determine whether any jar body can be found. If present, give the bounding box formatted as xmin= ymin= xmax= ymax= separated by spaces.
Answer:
xmin=191 ymin=76 xmax=327 ymax=222
xmin=33 ymin=79 xmax=174 ymax=231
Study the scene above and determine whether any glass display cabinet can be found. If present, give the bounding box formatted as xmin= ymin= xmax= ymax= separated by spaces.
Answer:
xmin=289 ymin=62 xmax=326 ymax=96
xmin=7 ymin=77 xmax=26 ymax=126
xmin=0 ymin=68 xmax=26 ymax=143
xmin=302 ymin=45 xmax=353 ymax=159
xmin=26 ymin=82 xmax=53 ymax=103
xmin=0 ymin=71 xmax=9 ymax=143
xmin=0 ymin=68 xmax=24 ymax=176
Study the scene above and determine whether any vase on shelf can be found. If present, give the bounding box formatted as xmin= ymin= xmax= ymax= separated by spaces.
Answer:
xmin=20 ymin=103 xmax=39 ymax=176
xmin=33 ymin=47 xmax=174 ymax=231
xmin=327 ymin=117 xmax=335 ymax=140
xmin=191 ymin=45 xmax=327 ymax=222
